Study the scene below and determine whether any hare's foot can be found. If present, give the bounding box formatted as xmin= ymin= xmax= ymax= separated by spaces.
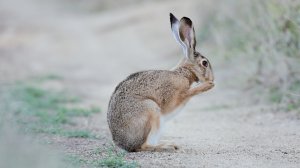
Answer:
xmin=159 ymin=140 xmax=179 ymax=150
xmin=136 ymin=143 xmax=179 ymax=152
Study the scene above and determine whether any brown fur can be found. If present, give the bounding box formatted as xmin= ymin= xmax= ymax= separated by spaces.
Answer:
xmin=107 ymin=59 xmax=214 ymax=152
xmin=107 ymin=14 xmax=214 ymax=152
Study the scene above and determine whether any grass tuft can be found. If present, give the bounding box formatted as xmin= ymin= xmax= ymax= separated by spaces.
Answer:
xmin=63 ymin=146 xmax=138 ymax=168
xmin=95 ymin=148 xmax=138 ymax=168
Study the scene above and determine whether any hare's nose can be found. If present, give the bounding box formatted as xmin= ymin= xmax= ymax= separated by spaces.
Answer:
xmin=205 ymin=75 xmax=214 ymax=82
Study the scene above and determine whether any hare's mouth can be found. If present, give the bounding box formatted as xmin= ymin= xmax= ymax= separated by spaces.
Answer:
xmin=195 ymin=77 xmax=200 ymax=83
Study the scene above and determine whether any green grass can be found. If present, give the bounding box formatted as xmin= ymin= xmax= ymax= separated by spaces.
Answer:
xmin=63 ymin=130 xmax=95 ymax=138
xmin=64 ymin=146 xmax=138 ymax=168
xmin=96 ymin=150 xmax=138 ymax=168
xmin=91 ymin=145 xmax=138 ymax=168
xmin=9 ymin=75 xmax=101 ymax=137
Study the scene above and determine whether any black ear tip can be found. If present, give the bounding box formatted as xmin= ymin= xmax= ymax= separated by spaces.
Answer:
xmin=170 ymin=13 xmax=177 ymax=23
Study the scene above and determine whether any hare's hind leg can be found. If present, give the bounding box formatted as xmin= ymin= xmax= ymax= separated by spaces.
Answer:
xmin=136 ymin=111 xmax=178 ymax=152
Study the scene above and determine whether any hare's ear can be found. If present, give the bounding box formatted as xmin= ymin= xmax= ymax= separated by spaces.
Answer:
xmin=170 ymin=13 xmax=196 ymax=61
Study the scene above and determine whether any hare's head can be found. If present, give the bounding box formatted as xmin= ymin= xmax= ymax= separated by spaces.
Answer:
xmin=170 ymin=13 xmax=214 ymax=82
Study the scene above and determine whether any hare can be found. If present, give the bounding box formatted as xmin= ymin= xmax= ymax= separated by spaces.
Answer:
xmin=107 ymin=13 xmax=214 ymax=152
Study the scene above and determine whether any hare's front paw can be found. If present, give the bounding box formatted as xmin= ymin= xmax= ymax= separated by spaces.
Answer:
xmin=203 ymin=81 xmax=215 ymax=91
xmin=187 ymin=81 xmax=215 ymax=97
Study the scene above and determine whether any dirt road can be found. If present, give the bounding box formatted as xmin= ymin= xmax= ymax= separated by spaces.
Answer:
xmin=1 ymin=0 xmax=299 ymax=167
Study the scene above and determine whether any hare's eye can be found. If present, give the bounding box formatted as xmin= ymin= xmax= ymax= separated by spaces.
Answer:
xmin=201 ymin=60 xmax=208 ymax=67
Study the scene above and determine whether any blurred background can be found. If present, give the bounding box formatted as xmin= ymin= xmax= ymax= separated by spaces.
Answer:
xmin=0 ymin=0 xmax=299 ymax=167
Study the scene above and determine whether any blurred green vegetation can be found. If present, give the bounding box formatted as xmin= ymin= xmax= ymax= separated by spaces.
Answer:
xmin=198 ymin=0 xmax=300 ymax=111
xmin=10 ymin=77 xmax=101 ymax=137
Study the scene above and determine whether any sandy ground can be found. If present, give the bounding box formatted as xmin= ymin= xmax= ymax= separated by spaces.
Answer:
xmin=1 ymin=0 xmax=300 ymax=167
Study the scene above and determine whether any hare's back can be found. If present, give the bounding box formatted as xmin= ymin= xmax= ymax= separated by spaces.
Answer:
xmin=112 ymin=70 xmax=184 ymax=96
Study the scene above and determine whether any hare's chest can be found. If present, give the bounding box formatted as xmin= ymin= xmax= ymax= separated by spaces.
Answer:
xmin=161 ymin=103 xmax=186 ymax=122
